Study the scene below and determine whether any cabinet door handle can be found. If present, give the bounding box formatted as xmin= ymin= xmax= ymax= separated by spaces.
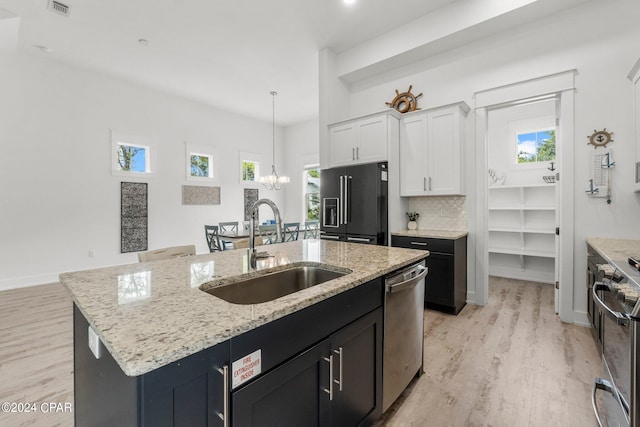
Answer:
xmin=423 ymin=177 xmax=427 ymax=191
xmin=322 ymin=355 xmax=334 ymax=400
xmin=356 ymin=146 xmax=359 ymax=160
xmin=352 ymin=147 xmax=355 ymax=161
xmin=333 ymin=347 xmax=343 ymax=391
xmin=411 ymin=241 xmax=428 ymax=246
xmin=216 ymin=365 xmax=229 ymax=427
xmin=429 ymin=177 xmax=432 ymax=191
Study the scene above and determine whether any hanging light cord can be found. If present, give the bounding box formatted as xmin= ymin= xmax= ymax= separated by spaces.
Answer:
xmin=258 ymin=90 xmax=289 ymax=190
xmin=271 ymin=91 xmax=276 ymax=170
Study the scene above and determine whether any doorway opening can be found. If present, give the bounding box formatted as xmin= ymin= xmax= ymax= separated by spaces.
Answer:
xmin=474 ymin=70 xmax=575 ymax=322
xmin=486 ymin=97 xmax=559 ymax=311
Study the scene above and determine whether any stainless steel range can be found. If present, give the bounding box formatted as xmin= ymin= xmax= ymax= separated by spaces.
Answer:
xmin=592 ymin=275 xmax=640 ymax=426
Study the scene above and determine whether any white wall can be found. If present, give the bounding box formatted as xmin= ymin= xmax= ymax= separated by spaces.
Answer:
xmin=324 ymin=2 xmax=640 ymax=322
xmin=282 ymin=118 xmax=320 ymax=223
xmin=0 ymin=52 xmax=287 ymax=290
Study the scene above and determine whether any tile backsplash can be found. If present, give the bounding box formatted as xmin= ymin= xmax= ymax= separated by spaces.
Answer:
xmin=407 ymin=196 xmax=467 ymax=231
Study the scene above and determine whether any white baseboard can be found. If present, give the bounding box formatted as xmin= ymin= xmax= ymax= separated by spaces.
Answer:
xmin=573 ymin=310 xmax=590 ymax=327
xmin=466 ymin=290 xmax=476 ymax=305
xmin=0 ymin=273 xmax=60 ymax=292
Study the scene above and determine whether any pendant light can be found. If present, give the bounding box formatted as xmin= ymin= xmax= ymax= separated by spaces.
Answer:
xmin=259 ymin=91 xmax=290 ymax=190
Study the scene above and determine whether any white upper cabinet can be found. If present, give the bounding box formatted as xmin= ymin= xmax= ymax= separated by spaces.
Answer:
xmin=399 ymin=102 xmax=469 ymax=196
xmin=328 ymin=111 xmax=397 ymax=168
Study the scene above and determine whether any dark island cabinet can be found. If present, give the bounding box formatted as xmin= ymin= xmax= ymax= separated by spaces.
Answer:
xmin=74 ymin=304 xmax=229 ymax=427
xmin=392 ymin=234 xmax=467 ymax=314
xmin=232 ymin=308 xmax=382 ymax=427
xmin=74 ymin=277 xmax=384 ymax=427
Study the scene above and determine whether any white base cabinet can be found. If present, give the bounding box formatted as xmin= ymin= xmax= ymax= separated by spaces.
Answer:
xmin=488 ymin=184 xmax=557 ymax=284
xmin=399 ymin=102 xmax=469 ymax=196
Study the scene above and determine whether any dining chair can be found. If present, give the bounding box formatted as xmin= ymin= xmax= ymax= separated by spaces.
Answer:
xmin=258 ymin=224 xmax=279 ymax=245
xmin=283 ymin=222 xmax=300 ymax=242
xmin=303 ymin=220 xmax=319 ymax=239
xmin=204 ymin=225 xmax=224 ymax=252
xmin=137 ymin=245 xmax=196 ymax=262
xmin=219 ymin=221 xmax=239 ymax=250
xmin=219 ymin=221 xmax=239 ymax=234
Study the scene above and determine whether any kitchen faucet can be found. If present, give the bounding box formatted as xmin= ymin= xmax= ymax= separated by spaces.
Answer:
xmin=249 ymin=198 xmax=283 ymax=269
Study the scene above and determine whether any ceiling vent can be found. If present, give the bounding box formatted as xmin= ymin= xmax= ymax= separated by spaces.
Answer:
xmin=47 ymin=0 xmax=70 ymax=17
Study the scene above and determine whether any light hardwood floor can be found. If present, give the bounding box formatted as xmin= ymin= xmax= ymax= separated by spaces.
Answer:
xmin=0 ymin=277 xmax=600 ymax=427
xmin=0 ymin=283 xmax=73 ymax=427
xmin=381 ymin=277 xmax=600 ymax=427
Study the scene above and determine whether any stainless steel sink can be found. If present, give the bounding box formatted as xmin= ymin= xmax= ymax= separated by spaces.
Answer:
xmin=202 ymin=265 xmax=348 ymax=304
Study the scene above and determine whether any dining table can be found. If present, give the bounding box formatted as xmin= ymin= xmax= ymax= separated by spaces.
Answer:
xmin=218 ymin=230 xmax=254 ymax=248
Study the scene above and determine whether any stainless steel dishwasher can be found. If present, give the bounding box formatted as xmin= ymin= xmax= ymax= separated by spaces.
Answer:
xmin=383 ymin=260 xmax=428 ymax=412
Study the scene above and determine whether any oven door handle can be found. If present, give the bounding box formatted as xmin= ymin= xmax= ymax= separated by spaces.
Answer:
xmin=593 ymin=283 xmax=629 ymax=326
xmin=592 ymin=377 xmax=615 ymax=427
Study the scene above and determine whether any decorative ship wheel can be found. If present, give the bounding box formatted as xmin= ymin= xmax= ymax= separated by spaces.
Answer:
xmin=385 ymin=85 xmax=422 ymax=113
xmin=587 ymin=128 xmax=613 ymax=148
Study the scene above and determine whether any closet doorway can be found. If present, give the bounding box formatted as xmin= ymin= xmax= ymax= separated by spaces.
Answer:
xmin=474 ymin=71 xmax=575 ymax=323
xmin=487 ymin=97 xmax=559 ymax=311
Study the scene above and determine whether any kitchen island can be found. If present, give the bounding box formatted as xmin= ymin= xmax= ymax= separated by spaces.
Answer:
xmin=61 ymin=239 xmax=428 ymax=426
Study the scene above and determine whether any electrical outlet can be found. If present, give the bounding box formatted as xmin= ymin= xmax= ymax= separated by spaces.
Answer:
xmin=88 ymin=326 xmax=101 ymax=359
xmin=88 ymin=249 xmax=96 ymax=258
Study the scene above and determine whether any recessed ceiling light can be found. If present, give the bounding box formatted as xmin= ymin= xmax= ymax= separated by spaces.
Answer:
xmin=33 ymin=45 xmax=52 ymax=53
xmin=343 ymin=0 xmax=356 ymax=4
xmin=138 ymin=39 xmax=150 ymax=46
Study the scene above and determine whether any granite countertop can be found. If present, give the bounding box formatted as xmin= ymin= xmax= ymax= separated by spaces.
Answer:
xmin=60 ymin=240 xmax=428 ymax=377
xmin=392 ymin=229 xmax=468 ymax=240
xmin=586 ymin=237 xmax=640 ymax=286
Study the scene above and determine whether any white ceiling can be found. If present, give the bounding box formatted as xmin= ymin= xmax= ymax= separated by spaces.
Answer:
xmin=0 ymin=0 xmax=594 ymax=125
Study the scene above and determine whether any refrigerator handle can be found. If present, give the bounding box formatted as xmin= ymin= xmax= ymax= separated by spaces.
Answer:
xmin=339 ymin=176 xmax=344 ymax=225
xmin=344 ymin=176 xmax=351 ymax=225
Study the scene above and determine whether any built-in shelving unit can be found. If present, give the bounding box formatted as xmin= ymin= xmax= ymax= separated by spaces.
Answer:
xmin=488 ymin=184 xmax=556 ymax=284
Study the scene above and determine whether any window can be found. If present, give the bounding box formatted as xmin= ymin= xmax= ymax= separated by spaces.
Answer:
xmin=304 ymin=166 xmax=320 ymax=221
xmin=190 ymin=153 xmax=213 ymax=178
xmin=238 ymin=151 xmax=262 ymax=185
xmin=116 ymin=143 xmax=148 ymax=172
xmin=185 ymin=142 xmax=216 ymax=181
xmin=516 ymin=129 xmax=555 ymax=164
xmin=242 ymin=160 xmax=257 ymax=181
xmin=111 ymin=131 xmax=155 ymax=177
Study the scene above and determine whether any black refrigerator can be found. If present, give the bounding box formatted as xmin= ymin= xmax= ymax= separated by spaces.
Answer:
xmin=320 ymin=162 xmax=388 ymax=245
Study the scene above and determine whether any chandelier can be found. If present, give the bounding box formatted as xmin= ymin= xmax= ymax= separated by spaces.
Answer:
xmin=258 ymin=91 xmax=290 ymax=190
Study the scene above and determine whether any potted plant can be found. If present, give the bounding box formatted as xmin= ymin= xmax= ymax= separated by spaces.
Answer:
xmin=406 ymin=212 xmax=419 ymax=230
